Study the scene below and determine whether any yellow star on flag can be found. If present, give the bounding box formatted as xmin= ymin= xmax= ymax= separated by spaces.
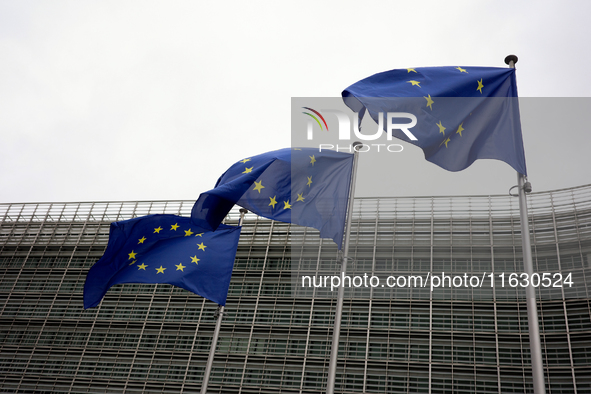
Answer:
xmin=477 ymin=78 xmax=484 ymax=94
xmin=154 ymin=227 xmax=162 ymax=233
xmin=296 ymin=193 xmax=305 ymax=202
xmin=129 ymin=260 xmax=137 ymax=266
xmin=456 ymin=66 xmax=468 ymax=73
xmin=269 ymin=196 xmax=277 ymax=208
xmin=307 ymin=176 xmax=312 ymax=187
xmin=436 ymin=121 xmax=446 ymax=135
xmin=407 ymin=68 xmax=417 ymax=73
xmin=170 ymin=223 xmax=179 ymax=231
xmin=128 ymin=251 xmax=137 ymax=260
xmin=190 ymin=256 xmax=200 ymax=264
xmin=441 ymin=137 xmax=451 ymax=148
xmin=242 ymin=167 xmax=253 ymax=174
xmin=425 ymin=95 xmax=434 ymax=110
xmin=175 ymin=263 xmax=185 ymax=271
xmin=309 ymin=155 xmax=316 ymax=166
xmin=156 ymin=266 xmax=166 ymax=274
xmin=197 ymin=242 xmax=207 ymax=251
xmin=195 ymin=233 xmax=203 ymax=237
xmin=240 ymin=158 xmax=251 ymax=163
xmin=138 ymin=263 xmax=148 ymax=270
xmin=253 ymin=180 xmax=265 ymax=193
xmin=138 ymin=236 xmax=146 ymax=244
xmin=184 ymin=229 xmax=194 ymax=237
xmin=283 ymin=200 xmax=292 ymax=210
xmin=407 ymin=80 xmax=421 ymax=87
xmin=456 ymin=123 xmax=464 ymax=137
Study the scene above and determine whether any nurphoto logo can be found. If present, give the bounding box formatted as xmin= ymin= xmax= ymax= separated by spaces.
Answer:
xmin=301 ymin=107 xmax=418 ymax=153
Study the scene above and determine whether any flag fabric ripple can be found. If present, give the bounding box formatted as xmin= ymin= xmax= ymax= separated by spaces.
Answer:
xmin=84 ymin=214 xmax=241 ymax=308
xmin=342 ymin=66 xmax=527 ymax=175
xmin=191 ymin=148 xmax=354 ymax=249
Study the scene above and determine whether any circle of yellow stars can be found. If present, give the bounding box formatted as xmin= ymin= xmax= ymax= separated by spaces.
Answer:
xmin=403 ymin=66 xmax=486 ymax=150
xmin=126 ymin=223 xmax=210 ymax=277
xmin=237 ymin=152 xmax=318 ymax=213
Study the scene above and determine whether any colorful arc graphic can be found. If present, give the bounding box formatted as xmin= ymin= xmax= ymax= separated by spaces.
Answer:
xmin=302 ymin=107 xmax=329 ymax=131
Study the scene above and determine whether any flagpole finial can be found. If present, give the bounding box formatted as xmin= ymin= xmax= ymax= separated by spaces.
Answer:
xmin=238 ymin=208 xmax=248 ymax=226
xmin=504 ymin=55 xmax=518 ymax=66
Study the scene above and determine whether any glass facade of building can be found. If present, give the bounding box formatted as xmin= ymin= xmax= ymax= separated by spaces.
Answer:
xmin=1 ymin=184 xmax=591 ymax=393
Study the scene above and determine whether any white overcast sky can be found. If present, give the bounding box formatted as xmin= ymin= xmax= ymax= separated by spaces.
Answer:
xmin=1 ymin=0 xmax=590 ymax=204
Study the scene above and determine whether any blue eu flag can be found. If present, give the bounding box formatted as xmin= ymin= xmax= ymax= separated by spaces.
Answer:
xmin=191 ymin=148 xmax=354 ymax=249
xmin=342 ymin=66 xmax=527 ymax=175
xmin=83 ymin=214 xmax=241 ymax=308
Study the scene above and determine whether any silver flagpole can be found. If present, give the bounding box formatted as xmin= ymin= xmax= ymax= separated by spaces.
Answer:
xmin=326 ymin=142 xmax=362 ymax=394
xmin=506 ymin=54 xmax=546 ymax=394
xmin=200 ymin=208 xmax=248 ymax=394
